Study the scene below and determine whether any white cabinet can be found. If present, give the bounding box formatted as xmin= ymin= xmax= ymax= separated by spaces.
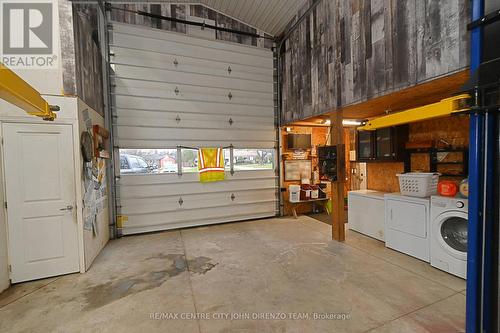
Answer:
xmin=385 ymin=194 xmax=430 ymax=262
xmin=348 ymin=190 xmax=386 ymax=241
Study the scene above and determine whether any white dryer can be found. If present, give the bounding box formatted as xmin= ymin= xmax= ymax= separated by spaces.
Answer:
xmin=384 ymin=193 xmax=431 ymax=262
xmin=430 ymin=196 xmax=468 ymax=279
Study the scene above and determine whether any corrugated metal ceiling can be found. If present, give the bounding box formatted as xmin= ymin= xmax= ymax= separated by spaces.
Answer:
xmin=153 ymin=0 xmax=307 ymax=36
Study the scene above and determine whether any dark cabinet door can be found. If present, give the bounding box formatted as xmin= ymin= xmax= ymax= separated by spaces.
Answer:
xmin=376 ymin=127 xmax=393 ymax=159
xmin=357 ymin=131 xmax=374 ymax=161
xmin=357 ymin=125 xmax=408 ymax=162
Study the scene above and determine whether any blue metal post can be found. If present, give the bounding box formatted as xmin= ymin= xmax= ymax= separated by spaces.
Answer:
xmin=466 ymin=0 xmax=484 ymax=332
xmin=481 ymin=111 xmax=495 ymax=332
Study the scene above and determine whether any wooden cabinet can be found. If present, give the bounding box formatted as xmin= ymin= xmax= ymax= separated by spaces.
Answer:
xmin=357 ymin=131 xmax=374 ymax=161
xmin=356 ymin=125 xmax=408 ymax=162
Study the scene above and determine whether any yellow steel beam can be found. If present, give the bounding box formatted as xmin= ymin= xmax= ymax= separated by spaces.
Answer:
xmin=0 ymin=63 xmax=57 ymax=121
xmin=357 ymin=94 xmax=471 ymax=131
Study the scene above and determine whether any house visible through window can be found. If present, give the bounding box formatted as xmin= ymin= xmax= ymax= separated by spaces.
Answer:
xmin=119 ymin=149 xmax=177 ymax=174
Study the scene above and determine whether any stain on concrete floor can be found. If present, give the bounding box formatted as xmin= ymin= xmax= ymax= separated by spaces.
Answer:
xmin=83 ymin=254 xmax=217 ymax=310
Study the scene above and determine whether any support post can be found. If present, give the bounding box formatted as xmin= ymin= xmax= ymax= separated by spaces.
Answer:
xmin=466 ymin=0 xmax=484 ymax=332
xmin=330 ymin=111 xmax=345 ymax=241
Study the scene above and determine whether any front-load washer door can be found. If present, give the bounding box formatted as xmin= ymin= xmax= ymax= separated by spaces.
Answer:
xmin=435 ymin=211 xmax=468 ymax=261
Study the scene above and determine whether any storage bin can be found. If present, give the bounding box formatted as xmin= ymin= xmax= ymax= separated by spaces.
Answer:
xmin=289 ymin=185 xmax=301 ymax=202
xmin=310 ymin=185 xmax=319 ymax=199
xmin=300 ymin=184 xmax=311 ymax=201
xmin=396 ymin=172 xmax=439 ymax=197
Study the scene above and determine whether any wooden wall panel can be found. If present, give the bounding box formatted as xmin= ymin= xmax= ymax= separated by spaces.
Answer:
xmin=367 ymin=162 xmax=405 ymax=193
xmin=280 ymin=0 xmax=470 ymax=124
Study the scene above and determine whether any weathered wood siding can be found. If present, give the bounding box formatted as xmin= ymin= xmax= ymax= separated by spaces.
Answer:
xmin=110 ymin=4 xmax=273 ymax=49
xmin=59 ymin=3 xmax=105 ymax=115
xmin=73 ymin=4 xmax=104 ymax=115
xmin=281 ymin=0 xmax=470 ymax=124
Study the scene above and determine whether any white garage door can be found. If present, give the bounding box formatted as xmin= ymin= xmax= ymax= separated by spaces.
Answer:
xmin=108 ymin=22 xmax=277 ymax=235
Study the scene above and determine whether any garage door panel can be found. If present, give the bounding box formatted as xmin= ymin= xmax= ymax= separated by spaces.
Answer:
xmin=114 ymin=95 xmax=273 ymax=117
xmin=112 ymin=64 xmax=272 ymax=93
xmin=111 ymin=47 xmax=272 ymax=82
xmin=112 ymin=80 xmax=273 ymax=107
xmin=119 ymin=170 xmax=276 ymax=186
xmin=115 ymin=139 xmax=275 ymax=149
xmin=122 ymin=202 xmax=277 ymax=235
xmin=110 ymin=31 xmax=272 ymax=69
xmin=119 ymin=189 xmax=277 ymax=215
xmin=114 ymin=113 xmax=275 ymax=131
xmin=114 ymin=126 xmax=275 ymax=142
xmin=118 ymin=179 xmax=277 ymax=199
xmin=111 ymin=22 xmax=277 ymax=234
xmin=122 ymin=212 xmax=275 ymax=235
xmin=113 ymin=77 xmax=274 ymax=100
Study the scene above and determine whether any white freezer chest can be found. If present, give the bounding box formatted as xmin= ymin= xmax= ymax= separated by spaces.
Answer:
xmin=348 ymin=190 xmax=387 ymax=241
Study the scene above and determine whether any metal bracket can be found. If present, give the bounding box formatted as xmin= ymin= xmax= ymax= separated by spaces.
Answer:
xmin=174 ymin=87 xmax=180 ymax=95
xmin=175 ymin=115 xmax=181 ymax=124
xmin=178 ymin=197 xmax=184 ymax=206
xmin=228 ymin=66 xmax=232 ymax=74
xmin=467 ymin=8 xmax=500 ymax=30
xmin=173 ymin=59 xmax=179 ymax=66
xmin=228 ymin=118 xmax=233 ymax=126
xmin=229 ymin=144 xmax=235 ymax=176
xmin=228 ymin=92 xmax=233 ymax=100
xmin=176 ymin=147 xmax=183 ymax=176
xmin=231 ymin=193 xmax=235 ymax=201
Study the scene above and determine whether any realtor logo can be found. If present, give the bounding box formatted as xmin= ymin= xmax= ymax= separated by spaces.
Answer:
xmin=3 ymin=2 xmax=52 ymax=54
xmin=1 ymin=1 xmax=56 ymax=68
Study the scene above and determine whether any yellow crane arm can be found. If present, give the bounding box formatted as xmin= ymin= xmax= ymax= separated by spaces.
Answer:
xmin=358 ymin=94 xmax=471 ymax=131
xmin=0 ymin=63 xmax=57 ymax=121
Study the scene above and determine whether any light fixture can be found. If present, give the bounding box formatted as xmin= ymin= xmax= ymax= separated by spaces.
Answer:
xmin=285 ymin=127 xmax=292 ymax=132
xmin=342 ymin=119 xmax=364 ymax=126
xmin=321 ymin=119 xmax=364 ymax=126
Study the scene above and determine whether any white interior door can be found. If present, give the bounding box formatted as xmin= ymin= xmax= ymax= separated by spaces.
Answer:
xmin=3 ymin=123 xmax=79 ymax=283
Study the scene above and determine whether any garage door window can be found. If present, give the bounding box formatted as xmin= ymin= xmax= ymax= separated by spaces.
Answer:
xmin=119 ymin=149 xmax=177 ymax=174
xmin=232 ymin=149 xmax=274 ymax=171
xmin=181 ymin=149 xmax=198 ymax=173
xmin=120 ymin=148 xmax=275 ymax=175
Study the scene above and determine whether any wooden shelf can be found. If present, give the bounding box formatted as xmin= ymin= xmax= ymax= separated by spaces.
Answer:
xmin=404 ymin=147 xmax=468 ymax=176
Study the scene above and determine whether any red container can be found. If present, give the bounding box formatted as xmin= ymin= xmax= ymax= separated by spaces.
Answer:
xmin=437 ymin=180 xmax=458 ymax=197
xmin=300 ymin=184 xmax=312 ymax=201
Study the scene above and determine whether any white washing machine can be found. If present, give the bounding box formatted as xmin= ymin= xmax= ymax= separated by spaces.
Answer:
xmin=430 ymin=196 xmax=468 ymax=279
xmin=384 ymin=193 xmax=431 ymax=262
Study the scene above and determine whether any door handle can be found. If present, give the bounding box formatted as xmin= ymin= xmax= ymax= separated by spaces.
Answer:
xmin=60 ymin=205 xmax=74 ymax=211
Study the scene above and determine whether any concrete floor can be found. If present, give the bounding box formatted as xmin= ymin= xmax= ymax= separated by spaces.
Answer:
xmin=0 ymin=216 xmax=466 ymax=333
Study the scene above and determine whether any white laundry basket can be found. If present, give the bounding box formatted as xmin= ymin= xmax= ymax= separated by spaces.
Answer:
xmin=396 ymin=172 xmax=440 ymax=197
